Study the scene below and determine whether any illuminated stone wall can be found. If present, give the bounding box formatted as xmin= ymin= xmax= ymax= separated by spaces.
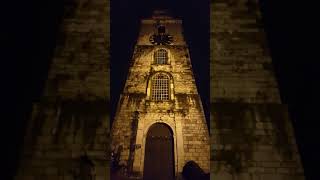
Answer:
xmin=15 ymin=0 xmax=110 ymax=179
xmin=210 ymin=0 xmax=305 ymax=179
xmin=111 ymin=12 xmax=210 ymax=177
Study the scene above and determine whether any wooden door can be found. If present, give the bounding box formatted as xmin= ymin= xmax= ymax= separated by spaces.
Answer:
xmin=143 ymin=123 xmax=174 ymax=180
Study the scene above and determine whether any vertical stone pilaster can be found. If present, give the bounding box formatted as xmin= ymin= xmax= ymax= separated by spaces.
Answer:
xmin=175 ymin=116 xmax=185 ymax=173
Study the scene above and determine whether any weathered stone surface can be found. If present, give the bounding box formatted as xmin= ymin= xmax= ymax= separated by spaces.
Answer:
xmin=211 ymin=0 xmax=305 ymax=179
xmin=211 ymin=0 xmax=280 ymax=104
xmin=111 ymin=11 xmax=210 ymax=178
xmin=15 ymin=0 xmax=110 ymax=179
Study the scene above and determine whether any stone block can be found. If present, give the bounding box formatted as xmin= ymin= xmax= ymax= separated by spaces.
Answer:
xmin=45 ymin=167 xmax=59 ymax=175
xmin=211 ymin=173 xmax=233 ymax=180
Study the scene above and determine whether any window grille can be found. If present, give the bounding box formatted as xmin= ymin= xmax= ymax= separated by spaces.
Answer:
xmin=151 ymin=74 xmax=170 ymax=100
xmin=154 ymin=49 xmax=168 ymax=64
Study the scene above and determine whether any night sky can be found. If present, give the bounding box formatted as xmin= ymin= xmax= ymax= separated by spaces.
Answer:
xmin=3 ymin=0 xmax=319 ymax=179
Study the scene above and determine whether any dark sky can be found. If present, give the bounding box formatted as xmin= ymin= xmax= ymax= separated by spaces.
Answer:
xmin=260 ymin=2 xmax=319 ymax=179
xmin=3 ymin=0 xmax=319 ymax=179
xmin=3 ymin=1 xmax=64 ymax=179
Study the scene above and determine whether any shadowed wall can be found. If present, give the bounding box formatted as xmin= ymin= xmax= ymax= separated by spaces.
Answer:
xmin=210 ymin=0 xmax=305 ymax=179
xmin=15 ymin=0 xmax=110 ymax=179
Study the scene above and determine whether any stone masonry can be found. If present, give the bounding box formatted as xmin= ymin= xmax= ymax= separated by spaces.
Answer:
xmin=211 ymin=0 xmax=305 ymax=180
xmin=15 ymin=0 xmax=110 ymax=179
xmin=111 ymin=11 xmax=210 ymax=178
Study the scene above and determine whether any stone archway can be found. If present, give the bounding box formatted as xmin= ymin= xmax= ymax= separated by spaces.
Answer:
xmin=143 ymin=123 xmax=175 ymax=180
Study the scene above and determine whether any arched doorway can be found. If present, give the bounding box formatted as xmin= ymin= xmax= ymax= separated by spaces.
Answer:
xmin=143 ymin=123 xmax=174 ymax=180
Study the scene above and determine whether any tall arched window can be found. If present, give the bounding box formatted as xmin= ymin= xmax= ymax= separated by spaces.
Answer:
xmin=154 ymin=49 xmax=168 ymax=64
xmin=151 ymin=73 xmax=170 ymax=100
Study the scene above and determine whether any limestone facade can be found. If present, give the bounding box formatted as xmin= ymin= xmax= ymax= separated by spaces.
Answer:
xmin=111 ymin=12 xmax=210 ymax=177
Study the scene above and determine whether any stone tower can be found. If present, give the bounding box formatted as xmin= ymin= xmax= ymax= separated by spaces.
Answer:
xmin=211 ymin=0 xmax=305 ymax=180
xmin=15 ymin=0 xmax=110 ymax=179
xmin=111 ymin=11 xmax=210 ymax=179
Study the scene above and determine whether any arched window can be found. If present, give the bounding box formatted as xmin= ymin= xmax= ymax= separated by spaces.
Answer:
xmin=151 ymin=73 xmax=170 ymax=100
xmin=154 ymin=49 xmax=168 ymax=64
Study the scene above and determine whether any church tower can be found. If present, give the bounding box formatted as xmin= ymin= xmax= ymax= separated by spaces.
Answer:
xmin=211 ymin=0 xmax=305 ymax=179
xmin=111 ymin=11 xmax=210 ymax=179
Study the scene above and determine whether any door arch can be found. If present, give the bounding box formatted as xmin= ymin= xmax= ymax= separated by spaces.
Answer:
xmin=143 ymin=123 xmax=174 ymax=180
